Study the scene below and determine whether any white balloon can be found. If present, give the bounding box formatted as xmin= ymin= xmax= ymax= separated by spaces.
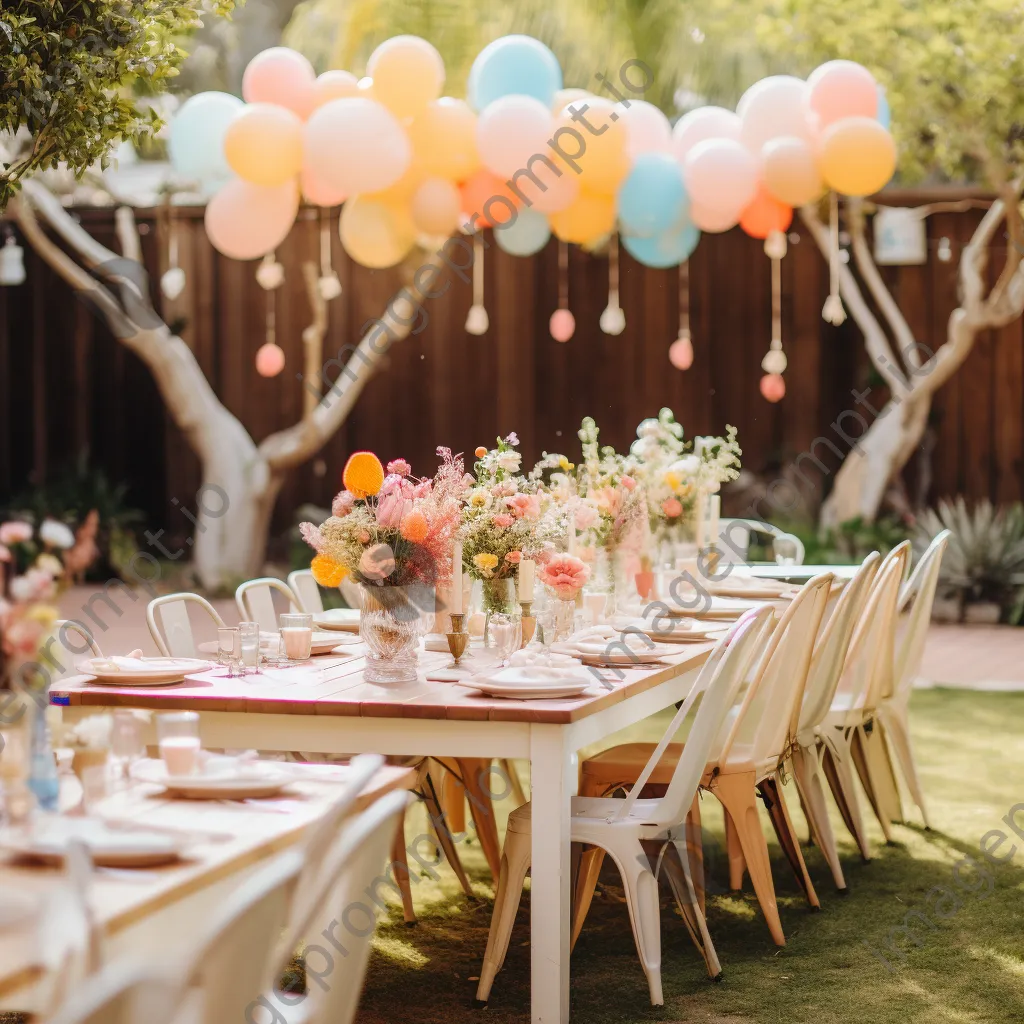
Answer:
xmin=683 ymin=138 xmax=758 ymax=217
xmin=476 ymin=95 xmax=555 ymax=179
xmin=622 ymin=100 xmax=672 ymax=158
xmin=738 ymin=75 xmax=815 ymax=153
xmin=671 ymin=106 xmax=741 ymax=164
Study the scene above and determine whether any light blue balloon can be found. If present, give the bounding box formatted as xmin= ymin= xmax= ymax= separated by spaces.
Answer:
xmin=622 ymin=221 xmax=700 ymax=269
xmin=469 ymin=35 xmax=563 ymax=111
xmin=617 ymin=153 xmax=689 ymax=238
xmin=876 ymin=86 xmax=891 ymax=129
xmin=169 ymin=91 xmax=245 ymax=188
xmin=495 ymin=208 xmax=551 ymax=257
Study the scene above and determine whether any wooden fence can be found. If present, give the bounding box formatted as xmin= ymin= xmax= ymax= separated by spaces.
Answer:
xmin=0 ymin=192 xmax=1021 ymax=544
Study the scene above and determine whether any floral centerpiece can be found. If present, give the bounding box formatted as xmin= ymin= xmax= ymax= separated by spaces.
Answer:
xmin=299 ymin=449 xmax=465 ymax=682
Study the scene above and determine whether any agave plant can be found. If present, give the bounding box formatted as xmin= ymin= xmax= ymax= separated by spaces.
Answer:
xmin=914 ymin=498 xmax=1024 ymax=609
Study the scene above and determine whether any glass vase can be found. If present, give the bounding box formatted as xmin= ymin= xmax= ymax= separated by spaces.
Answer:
xmin=480 ymin=577 xmax=520 ymax=648
xmin=359 ymin=584 xmax=425 ymax=684
xmin=27 ymin=696 xmax=59 ymax=812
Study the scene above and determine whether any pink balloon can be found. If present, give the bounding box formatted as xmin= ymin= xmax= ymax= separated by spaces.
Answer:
xmin=672 ymin=106 xmax=741 ymax=164
xmin=242 ymin=47 xmax=316 ymax=120
xmin=550 ymin=308 xmax=575 ymax=342
xmin=683 ymin=138 xmax=757 ymax=216
xmin=623 ymin=100 xmax=672 ymax=158
xmin=807 ymin=60 xmax=878 ymax=130
xmin=739 ymin=76 xmax=815 ymax=154
xmin=312 ymin=70 xmax=359 ymax=109
xmin=669 ymin=336 xmax=694 ymax=370
xmin=760 ymin=373 xmax=786 ymax=403
xmin=300 ymin=161 xmax=347 ymax=207
xmin=690 ymin=202 xmax=739 ymax=233
xmin=476 ymin=95 xmax=555 ymax=179
xmin=507 ymin=160 xmax=579 ymax=214
xmin=303 ymin=98 xmax=411 ymax=196
xmin=205 ymin=179 xmax=299 ymax=260
xmin=255 ymin=343 xmax=285 ymax=377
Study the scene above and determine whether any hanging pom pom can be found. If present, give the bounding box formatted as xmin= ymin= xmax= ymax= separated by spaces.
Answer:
xmin=760 ymin=372 xmax=786 ymax=402
xmin=600 ymin=304 xmax=625 ymax=335
xmin=256 ymin=253 xmax=285 ymax=290
xmin=669 ymin=332 xmax=694 ymax=370
xmin=822 ymin=192 xmax=847 ymax=325
xmin=761 ymin=347 xmax=788 ymax=375
xmin=600 ymin=233 xmax=626 ymax=335
xmin=256 ymin=342 xmax=285 ymax=377
xmin=550 ymin=308 xmax=576 ymax=342
xmin=465 ymin=304 xmax=489 ymax=335
xmin=465 ymin=232 xmax=488 ymax=334
xmin=161 ymin=267 xmax=186 ymax=300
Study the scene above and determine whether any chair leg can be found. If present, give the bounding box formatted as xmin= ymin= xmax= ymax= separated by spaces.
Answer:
xmin=759 ymin=775 xmax=820 ymax=910
xmin=822 ymin=733 xmax=873 ymax=862
xmin=880 ymin=705 xmax=932 ymax=829
xmin=476 ymin=829 xmax=532 ymax=1003
xmin=457 ymin=758 xmax=503 ymax=879
xmin=499 ymin=758 xmax=528 ymax=806
xmin=713 ymin=771 xmax=785 ymax=946
xmin=420 ymin=763 xmax=475 ymax=900
xmin=659 ymin=840 xmax=721 ymax=979
xmin=723 ymin=801 xmax=747 ymax=892
xmin=791 ymin=745 xmax=847 ymax=892
xmin=611 ymin=844 xmax=664 ymax=1006
xmin=686 ymin=793 xmax=706 ymax=917
xmin=570 ymin=774 xmax=610 ymax=950
xmin=437 ymin=760 xmax=467 ymax=834
xmin=391 ymin=818 xmax=417 ymax=925
xmin=851 ymin=724 xmax=897 ymax=842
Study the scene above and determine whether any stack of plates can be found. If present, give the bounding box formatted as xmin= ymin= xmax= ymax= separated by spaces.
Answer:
xmin=312 ymin=609 xmax=361 ymax=633
xmin=77 ymin=656 xmax=214 ymax=686
xmin=0 ymin=817 xmax=184 ymax=868
xmin=456 ymin=666 xmax=593 ymax=700
xmin=553 ymin=636 xmax=678 ymax=667
xmin=133 ymin=759 xmax=294 ymax=800
xmin=705 ymin=577 xmax=798 ymax=600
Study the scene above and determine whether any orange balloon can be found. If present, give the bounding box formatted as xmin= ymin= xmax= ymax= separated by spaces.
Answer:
xmin=312 ymin=70 xmax=359 ymax=109
xmin=343 ymin=452 xmax=385 ymax=498
xmin=549 ymin=190 xmax=615 ymax=244
xmin=761 ymin=136 xmax=823 ymax=208
xmin=740 ymin=186 xmax=793 ymax=239
xmin=552 ymin=96 xmax=629 ymax=196
xmin=459 ymin=170 xmax=523 ymax=228
xmin=411 ymin=177 xmax=461 ymax=236
xmin=819 ymin=117 xmax=896 ymax=197
xmin=223 ymin=104 xmax=302 ymax=186
xmin=408 ymin=98 xmax=480 ymax=181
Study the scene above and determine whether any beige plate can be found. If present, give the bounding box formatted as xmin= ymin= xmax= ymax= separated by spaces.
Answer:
xmin=313 ymin=609 xmax=361 ymax=632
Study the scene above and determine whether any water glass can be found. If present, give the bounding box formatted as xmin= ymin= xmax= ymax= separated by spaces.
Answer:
xmin=279 ymin=613 xmax=314 ymax=661
xmin=110 ymin=710 xmax=144 ymax=780
xmin=535 ymin=609 xmax=557 ymax=664
xmin=80 ymin=763 xmax=111 ymax=814
xmin=489 ymin=614 xmax=519 ymax=666
xmin=157 ymin=712 xmax=200 ymax=777
xmin=238 ymin=621 xmax=261 ymax=674
xmin=217 ymin=627 xmax=239 ymax=666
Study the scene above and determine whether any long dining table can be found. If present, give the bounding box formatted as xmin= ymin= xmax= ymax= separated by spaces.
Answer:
xmin=0 ymin=761 xmax=414 ymax=1013
xmin=51 ymin=635 xmax=719 ymax=1024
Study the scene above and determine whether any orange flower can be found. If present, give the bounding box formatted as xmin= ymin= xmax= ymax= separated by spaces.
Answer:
xmin=399 ymin=510 xmax=429 ymax=543
xmin=311 ymin=553 xmax=347 ymax=587
xmin=475 ymin=446 xmax=487 ymax=458
xmin=342 ymin=451 xmax=385 ymax=499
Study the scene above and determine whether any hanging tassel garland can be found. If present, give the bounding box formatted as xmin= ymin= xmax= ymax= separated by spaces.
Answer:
xmin=160 ymin=199 xmax=185 ymax=300
xmin=821 ymin=191 xmax=847 ymax=326
xmin=550 ymin=240 xmax=575 ymax=342
xmin=318 ymin=208 xmax=342 ymax=300
xmin=465 ymin=233 xmax=489 ymax=335
xmin=599 ymin=233 xmax=625 ymax=335
xmin=669 ymin=258 xmax=694 ymax=369
xmin=760 ymin=231 xmax=788 ymax=402
xmin=256 ymin=282 xmax=285 ymax=377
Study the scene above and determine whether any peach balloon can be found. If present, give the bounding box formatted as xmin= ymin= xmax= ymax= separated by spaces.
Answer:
xmin=408 ymin=98 xmax=480 ymax=181
xmin=739 ymin=75 xmax=815 ymax=154
xmin=550 ymin=308 xmax=575 ymax=342
xmin=205 ymin=179 xmax=299 ymax=260
xmin=411 ymin=178 xmax=462 ymax=236
xmin=509 ymin=162 xmax=579 ymax=214
xmin=367 ymin=35 xmax=445 ymax=121
xmin=366 ymin=162 xmax=422 ymax=208
xmin=671 ymin=106 xmax=741 ymax=164
xmin=339 ymin=197 xmax=416 ymax=269
xmin=242 ymin=47 xmax=316 ymax=120
xmin=477 ymin=94 xmax=555 ymax=179
xmin=300 ymin=161 xmax=347 ymax=207
xmin=554 ymin=97 xmax=629 ymax=195
xmin=459 ymin=170 xmax=523 ymax=228
xmin=740 ymin=186 xmax=793 ymax=239
xmin=690 ymin=202 xmax=739 ymax=233
xmin=312 ymin=70 xmax=359 ymax=109
xmin=683 ymin=138 xmax=758 ymax=216
xmin=223 ymin=104 xmax=303 ymax=187
xmin=623 ymin=100 xmax=672 ymax=158
xmin=819 ymin=117 xmax=897 ymax=196
xmin=807 ymin=60 xmax=878 ymax=130
xmin=549 ymin=190 xmax=615 ymax=243
xmin=669 ymin=335 xmax=694 ymax=370
xmin=760 ymin=373 xmax=786 ymax=402
xmin=761 ymin=135 xmax=823 ymax=207
xmin=255 ymin=342 xmax=285 ymax=377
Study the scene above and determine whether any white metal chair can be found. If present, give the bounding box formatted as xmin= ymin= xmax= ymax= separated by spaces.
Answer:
xmin=236 ymin=577 xmax=302 ymax=632
xmin=477 ymin=608 xmax=771 ymax=1006
xmin=47 ymin=961 xmax=183 ymax=1024
xmin=288 ymin=569 xmax=324 ymax=615
xmin=717 ymin=518 xmax=806 ymax=565
xmin=54 ymin=619 xmax=103 ymax=657
xmin=790 ymin=551 xmax=881 ymax=891
xmin=146 ymin=593 xmax=226 ymax=658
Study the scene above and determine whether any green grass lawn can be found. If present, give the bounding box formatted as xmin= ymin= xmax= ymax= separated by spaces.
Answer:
xmin=356 ymin=689 xmax=1024 ymax=1024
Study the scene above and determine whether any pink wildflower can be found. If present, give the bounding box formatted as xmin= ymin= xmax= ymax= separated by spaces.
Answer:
xmin=492 ymin=513 xmax=514 ymax=528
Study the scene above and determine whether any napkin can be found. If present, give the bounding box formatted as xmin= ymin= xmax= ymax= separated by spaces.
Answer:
xmin=507 ymin=648 xmax=579 ymax=668
xmin=482 ymin=665 xmax=590 ymax=687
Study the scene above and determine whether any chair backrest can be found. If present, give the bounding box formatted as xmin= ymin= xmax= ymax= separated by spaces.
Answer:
xmin=798 ymin=552 xmax=881 ymax=737
xmin=274 ymin=791 xmax=411 ymax=1024
xmin=716 ymin=519 xmax=805 ymax=565
xmin=879 ymin=539 xmax=912 ymax=584
xmin=48 ymin=963 xmax=182 ymax=1024
xmin=619 ymin=606 xmax=774 ymax=828
xmin=891 ymin=529 xmax=951 ymax=703
xmin=183 ymin=848 xmax=304 ymax=1024
xmin=146 ymin=593 xmax=226 ymax=658
xmin=235 ymin=577 xmax=301 ymax=632
xmin=833 ymin=558 xmax=904 ymax=714
xmin=54 ymin=620 xmax=103 ymax=658
xmin=717 ymin=573 xmax=834 ymax=769
xmin=288 ymin=569 xmax=324 ymax=615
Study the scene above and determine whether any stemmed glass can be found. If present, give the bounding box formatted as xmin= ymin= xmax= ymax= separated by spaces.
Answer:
xmin=535 ymin=608 xmax=557 ymax=665
xmin=489 ymin=614 xmax=519 ymax=667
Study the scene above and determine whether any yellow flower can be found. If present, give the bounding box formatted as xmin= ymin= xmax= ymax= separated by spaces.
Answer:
xmin=664 ymin=470 xmax=681 ymax=493
xmin=558 ymin=456 xmax=574 ymax=471
xmin=473 ymin=553 xmax=499 ymax=573
xmin=26 ymin=605 xmax=58 ymax=626
xmin=469 ymin=490 xmax=489 ymax=508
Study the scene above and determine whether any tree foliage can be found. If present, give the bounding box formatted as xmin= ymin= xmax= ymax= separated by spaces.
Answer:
xmin=0 ymin=0 xmax=235 ymax=207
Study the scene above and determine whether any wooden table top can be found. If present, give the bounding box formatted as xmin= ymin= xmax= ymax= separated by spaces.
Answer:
xmin=51 ymin=642 xmax=716 ymax=726
xmin=0 ymin=762 xmax=414 ymax=1003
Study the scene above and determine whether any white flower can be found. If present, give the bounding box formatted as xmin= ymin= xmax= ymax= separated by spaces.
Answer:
xmin=40 ymin=518 xmax=75 ymax=549
xmin=35 ymin=553 xmax=63 ymax=578
xmin=497 ymin=451 xmax=522 ymax=473
xmin=670 ymin=456 xmax=701 ymax=477
xmin=10 ymin=568 xmax=55 ymax=602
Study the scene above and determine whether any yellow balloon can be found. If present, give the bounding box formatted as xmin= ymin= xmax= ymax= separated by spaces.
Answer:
xmin=552 ymin=96 xmax=629 ymax=196
xmin=340 ymin=197 xmax=416 ymax=268
xmin=367 ymin=36 xmax=445 ymax=121
xmin=408 ymin=98 xmax=480 ymax=182
xmin=549 ymin=190 xmax=615 ymax=244
xmin=223 ymin=104 xmax=303 ymax=187
xmin=818 ymin=117 xmax=896 ymax=197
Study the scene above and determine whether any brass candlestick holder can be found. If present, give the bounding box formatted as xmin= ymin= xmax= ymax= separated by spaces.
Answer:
xmin=446 ymin=612 xmax=469 ymax=670
xmin=519 ymin=600 xmax=536 ymax=647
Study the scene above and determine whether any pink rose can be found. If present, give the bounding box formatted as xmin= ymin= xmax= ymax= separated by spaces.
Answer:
xmin=378 ymin=473 xmax=406 ymax=497
xmin=592 ymin=487 xmax=623 ymax=518
xmin=506 ymin=493 xmax=541 ymax=520
xmin=492 ymin=513 xmax=514 ymax=528
xmin=491 ymin=481 xmax=516 ymax=498
xmin=621 ymin=475 xmax=637 ymax=491
xmin=332 ymin=491 xmax=356 ymax=517
xmin=0 ymin=521 xmax=32 ymax=546
xmin=387 ymin=458 xmax=412 ymax=476
xmin=538 ymin=554 xmax=591 ymax=600
xmin=505 ymin=550 xmax=522 ymax=564
xmin=376 ymin=493 xmax=411 ymax=528
xmin=661 ymin=497 xmax=683 ymax=518
xmin=412 ymin=480 xmax=432 ymax=498
xmin=575 ymin=503 xmax=599 ymax=530
xmin=4 ymin=615 xmax=45 ymax=658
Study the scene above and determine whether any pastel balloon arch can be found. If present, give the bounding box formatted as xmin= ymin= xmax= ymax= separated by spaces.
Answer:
xmin=170 ymin=39 xmax=896 ymax=399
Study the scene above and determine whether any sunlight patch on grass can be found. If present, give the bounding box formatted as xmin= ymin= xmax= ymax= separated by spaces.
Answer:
xmin=371 ymin=935 xmax=430 ymax=968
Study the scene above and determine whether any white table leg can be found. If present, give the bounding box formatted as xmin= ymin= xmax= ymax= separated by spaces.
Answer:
xmin=529 ymin=724 xmax=573 ymax=1024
